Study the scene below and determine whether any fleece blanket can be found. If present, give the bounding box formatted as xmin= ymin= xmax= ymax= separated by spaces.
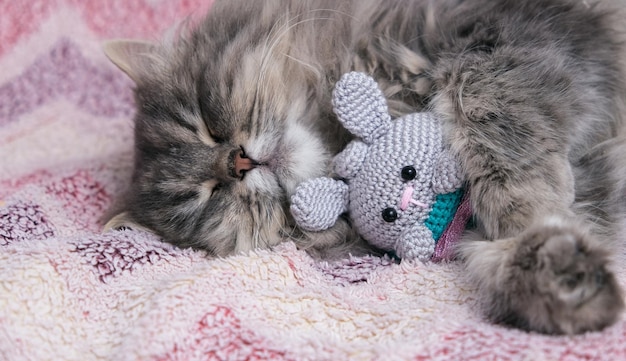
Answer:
xmin=2 ymin=1 xmax=626 ymax=360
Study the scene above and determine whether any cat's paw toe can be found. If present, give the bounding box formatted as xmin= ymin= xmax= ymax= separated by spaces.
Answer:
xmin=496 ymin=219 xmax=624 ymax=334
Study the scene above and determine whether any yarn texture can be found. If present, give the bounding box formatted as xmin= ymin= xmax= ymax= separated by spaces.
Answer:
xmin=291 ymin=72 xmax=470 ymax=261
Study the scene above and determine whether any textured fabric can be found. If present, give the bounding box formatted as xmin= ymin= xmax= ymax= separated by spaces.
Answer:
xmin=293 ymin=72 xmax=466 ymax=261
xmin=425 ymin=189 xmax=465 ymax=242
xmin=432 ymin=191 xmax=473 ymax=262
xmin=2 ymin=2 xmax=626 ymax=360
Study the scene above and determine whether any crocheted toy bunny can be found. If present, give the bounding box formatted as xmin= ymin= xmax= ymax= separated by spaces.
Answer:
xmin=290 ymin=72 xmax=471 ymax=261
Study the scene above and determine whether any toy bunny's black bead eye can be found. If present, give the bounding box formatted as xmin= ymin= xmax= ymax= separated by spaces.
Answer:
xmin=382 ymin=207 xmax=398 ymax=222
xmin=401 ymin=166 xmax=417 ymax=181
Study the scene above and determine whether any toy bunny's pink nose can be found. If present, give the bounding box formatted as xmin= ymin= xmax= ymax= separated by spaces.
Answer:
xmin=399 ymin=184 xmax=428 ymax=211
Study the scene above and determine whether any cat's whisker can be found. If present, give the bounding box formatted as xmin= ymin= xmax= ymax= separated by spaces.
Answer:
xmin=282 ymin=53 xmax=321 ymax=79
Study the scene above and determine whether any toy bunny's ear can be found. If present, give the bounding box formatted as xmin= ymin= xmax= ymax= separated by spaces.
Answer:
xmin=333 ymin=140 xmax=368 ymax=179
xmin=290 ymin=178 xmax=349 ymax=232
xmin=332 ymin=72 xmax=391 ymax=144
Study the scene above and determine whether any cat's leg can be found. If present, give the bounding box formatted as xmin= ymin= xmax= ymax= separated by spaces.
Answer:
xmin=432 ymin=52 xmax=624 ymax=334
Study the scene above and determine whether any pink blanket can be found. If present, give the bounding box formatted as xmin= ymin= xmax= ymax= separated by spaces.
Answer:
xmin=2 ymin=1 xmax=626 ymax=360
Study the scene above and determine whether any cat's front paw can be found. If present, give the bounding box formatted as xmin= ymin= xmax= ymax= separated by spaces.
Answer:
xmin=494 ymin=219 xmax=624 ymax=334
xmin=462 ymin=218 xmax=624 ymax=334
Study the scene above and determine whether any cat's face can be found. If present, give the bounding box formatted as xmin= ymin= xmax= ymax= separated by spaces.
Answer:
xmin=103 ymin=25 xmax=332 ymax=255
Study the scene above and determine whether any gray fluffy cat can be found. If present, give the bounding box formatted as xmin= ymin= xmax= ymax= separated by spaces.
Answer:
xmin=104 ymin=0 xmax=626 ymax=334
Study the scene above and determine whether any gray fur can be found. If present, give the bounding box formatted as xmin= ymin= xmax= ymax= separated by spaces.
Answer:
xmin=105 ymin=0 xmax=626 ymax=334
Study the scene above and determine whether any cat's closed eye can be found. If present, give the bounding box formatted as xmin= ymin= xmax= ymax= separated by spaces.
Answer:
xmin=196 ymin=122 xmax=220 ymax=147
xmin=201 ymin=179 xmax=222 ymax=199
xmin=206 ymin=127 xmax=225 ymax=144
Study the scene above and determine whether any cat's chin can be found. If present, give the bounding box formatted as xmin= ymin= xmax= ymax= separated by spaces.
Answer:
xmin=245 ymin=122 xmax=330 ymax=198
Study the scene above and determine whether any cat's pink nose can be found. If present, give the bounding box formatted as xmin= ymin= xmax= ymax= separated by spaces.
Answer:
xmin=234 ymin=150 xmax=256 ymax=179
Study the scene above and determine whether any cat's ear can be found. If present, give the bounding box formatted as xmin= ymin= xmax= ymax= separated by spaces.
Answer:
xmin=103 ymin=40 xmax=158 ymax=83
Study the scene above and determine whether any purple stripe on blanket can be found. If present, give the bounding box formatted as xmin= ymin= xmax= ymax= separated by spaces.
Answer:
xmin=45 ymin=170 xmax=111 ymax=232
xmin=0 ymin=38 xmax=134 ymax=126
xmin=0 ymin=202 xmax=55 ymax=245
xmin=316 ymin=255 xmax=395 ymax=286
xmin=70 ymin=230 xmax=182 ymax=283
